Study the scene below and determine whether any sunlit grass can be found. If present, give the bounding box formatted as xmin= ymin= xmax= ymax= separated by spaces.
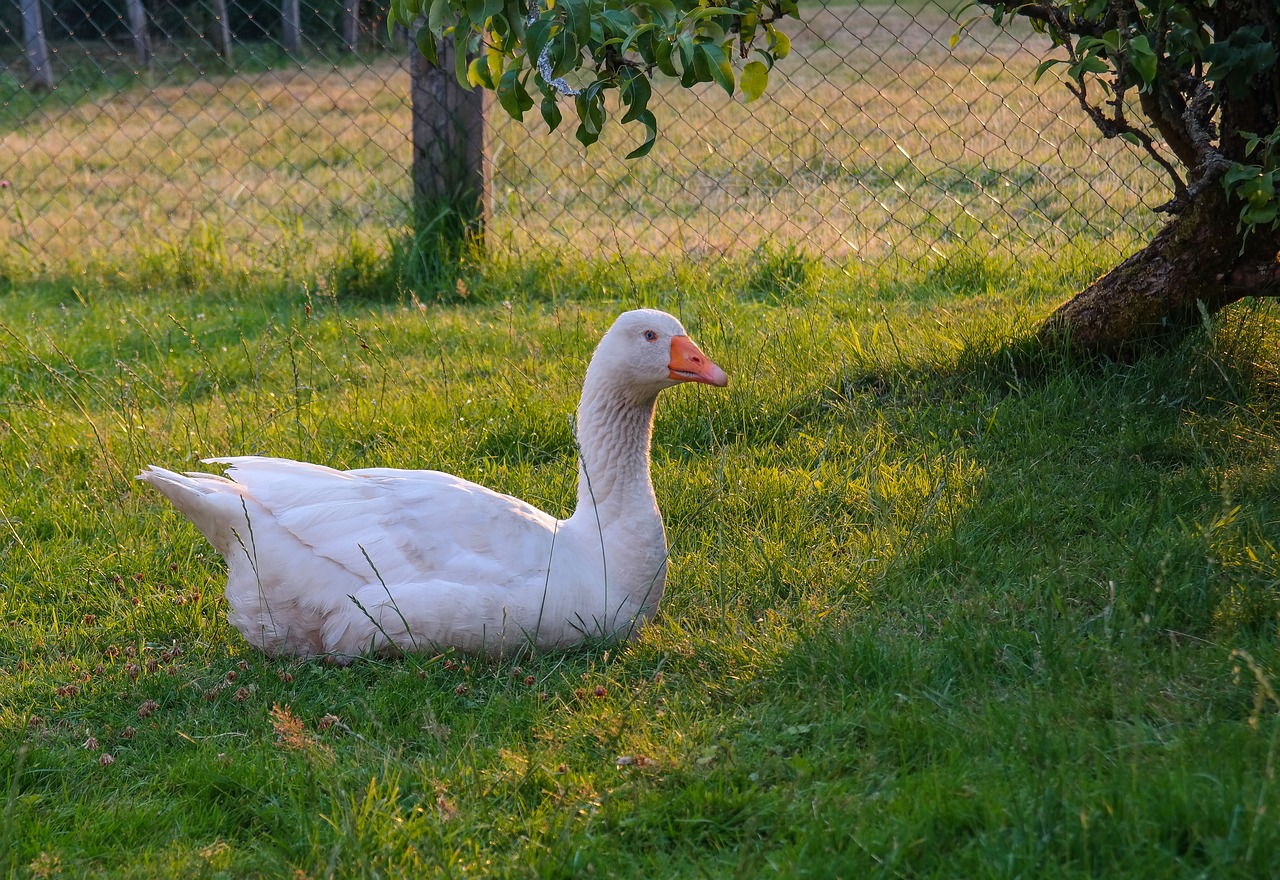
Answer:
xmin=2 ymin=240 xmax=1279 ymax=877
xmin=2 ymin=1 xmax=1166 ymax=274
xmin=1 ymin=2 xmax=1277 ymax=876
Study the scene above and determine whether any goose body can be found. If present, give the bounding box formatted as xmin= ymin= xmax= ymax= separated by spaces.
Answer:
xmin=138 ymin=309 xmax=727 ymax=661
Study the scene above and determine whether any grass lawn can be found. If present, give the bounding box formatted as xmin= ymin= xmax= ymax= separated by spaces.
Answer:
xmin=1 ymin=239 xmax=1278 ymax=878
xmin=2 ymin=2 xmax=1278 ymax=876
xmin=3 ymin=0 xmax=1164 ymax=270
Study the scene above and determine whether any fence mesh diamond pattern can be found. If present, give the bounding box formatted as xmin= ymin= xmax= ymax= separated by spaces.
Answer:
xmin=1 ymin=0 xmax=1167 ymax=272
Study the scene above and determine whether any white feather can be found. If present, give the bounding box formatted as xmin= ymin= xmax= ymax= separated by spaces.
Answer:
xmin=138 ymin=309 xmax=727 ymax=661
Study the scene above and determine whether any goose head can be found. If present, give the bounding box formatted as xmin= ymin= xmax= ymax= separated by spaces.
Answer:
xmin=586 ymin=309 xmax=728 ymax=404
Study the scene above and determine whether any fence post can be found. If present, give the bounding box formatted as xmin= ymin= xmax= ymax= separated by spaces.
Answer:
xmin=343 ymin=0 xmax=360 ymax=53
xmin=212 ymin=0 xmax=233 ymax=62
xmin=126 ymin=0 xmax=151 ymax=68
xmin=410 ymin=35 xmax=486 ymax=251
xmin=282 ymin=0 xmax=301 ymax=55
xmin=21 ymin=0 xmax=53 ymax=90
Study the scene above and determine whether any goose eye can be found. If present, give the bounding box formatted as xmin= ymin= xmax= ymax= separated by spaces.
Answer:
xmin=643 ymin=330 xmax=658 ymax=342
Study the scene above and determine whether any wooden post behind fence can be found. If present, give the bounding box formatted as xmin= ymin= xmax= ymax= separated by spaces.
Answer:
xmin=410 ymin=35 xmax=486 ymax=246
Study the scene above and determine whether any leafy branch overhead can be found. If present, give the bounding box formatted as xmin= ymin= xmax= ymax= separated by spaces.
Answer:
xmin=389 ymin=0 xmax=798 ymax=157
xmin=970 ymin=0 xmax=1279 ymax=237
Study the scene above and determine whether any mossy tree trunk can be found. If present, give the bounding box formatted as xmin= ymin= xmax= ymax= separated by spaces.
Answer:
xmin=1041 ymin=187 xmax=1280 ymax=356
xmin=967 ymin=0 xmax=1280 ymax=358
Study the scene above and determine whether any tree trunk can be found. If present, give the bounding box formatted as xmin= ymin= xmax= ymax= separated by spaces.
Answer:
xmin=21 ymin=0 xmax=53 ymax=90
xmin=410 ymin=35 xmax=486 ymax=239
xmin=126 ymin=0 xmax=151 ymax=68
xmin=1041 ymin=185 xmax=1280 ymax=356
xmin=282 ymin=0 xmax=301 ymax=55
xmin=212 ymin=0 xmax=233 ymax=62
xmin=343 ymin=0 xmax=360 ymax=53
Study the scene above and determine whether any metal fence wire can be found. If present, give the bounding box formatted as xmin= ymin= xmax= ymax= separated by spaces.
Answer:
xmin=1 ymin=0 xmax=1168 ymax=270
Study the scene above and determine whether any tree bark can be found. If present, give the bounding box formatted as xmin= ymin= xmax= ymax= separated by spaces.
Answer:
xmin=21 ymin=0 xmax=53 ymax=90
xmin=282 ymin=0 xmax=302 ymax=55
xmin=410 ymin=35 xmax=486 ymax=236
xmin=126 ymin=0 xmax=151 ymax=68
xmin=1041 ymin=185 xmax=1280 ymax=356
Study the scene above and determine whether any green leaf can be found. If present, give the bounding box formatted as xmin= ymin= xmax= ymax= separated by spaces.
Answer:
xmin=654 ymin=37 xmax=677 ymax=77
xmin=427 ymin=0 xmax=452 ymax=35
xmin=467 ymin=56 xmax=489 ymax=88
xmin=574 ymin=88 xmax=606 ymax=147
xmin=565 ymin=0 xmax=592 ymax=47
xmin=618 ymin=22 xmax=655 ymax=57
xmin=496 ymin=65 xmax=532 ymax=120
xmin=416 ymin=29 xmax=440 ymax=66
xmin=540 ymin=95 xmax=562 ymax=132
xmin=575 ymin=84 xmax=606 ymax=137
xmin=677 ymin=33 xmax=697 ymax=87
xmin=695 ymin=19 xmax=727 ymax=47
xmin=1203 ymin=26 xmax=1280 ymax=96
xmin=1033 ymin=57 xmax=1065 ymax=83
xmin=646 ymin=0 xmax=677 ymax=27
xmin=601 ymin=9 xmax=639 ymax=37
xmin=700 ymin=43 xmax=735 ymax=96
xmin=550 ymin=32 xmax=580 ymax=80
xmin=690 ymin=39 xmax=713 ymax=86
xmin=487 ymin=13 xmax=511 ymax=53
xmin=454 ymin=32 xmax=470 ymax=88
xmin=1222 ymin=163 xmax=1263 ymax=191
xmin=574 ymin=122 xmax=600 ymax=148
xmin=740 ymin=12 xmax=759 ymax=53
xmin=770 ymin=28 xmax=790 ymax=60
xmin=390 ymin=0 xmax=409 ymax=29
xmin=1127 ymin=35 xmax=1157 ymax=86
xmin=620 ymin=69 xmax=651 ymax=124
xmin=624 ymin=110 xmax=658 ymax=159
xmin=1067 ymin=55 xmax=1109 ymax=81
xmin=741 ymin=60 xmax=768 ymax=102
xmin=1243 ymin=202 xmax=1278 ymax=227
xmin=504 ymin=0 xmax=526 ymax=40
xmin=525 ymin=18 xmax=553 ymax=67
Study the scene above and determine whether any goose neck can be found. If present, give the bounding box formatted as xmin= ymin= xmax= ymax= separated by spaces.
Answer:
xmin=573 ymin=380 xmax=659 ymax=517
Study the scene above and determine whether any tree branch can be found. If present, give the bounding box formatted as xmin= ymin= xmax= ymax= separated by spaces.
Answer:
xmin=1063 ymin=78 xmax=1190 ymax=208
xmin=991 ymin=1 xmax=1105 ymax=37
xmin=1158 ymin=83 xmax=1233 ymax=213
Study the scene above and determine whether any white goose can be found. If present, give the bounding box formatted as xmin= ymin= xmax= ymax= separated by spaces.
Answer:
xmin=138 ymin=309 xmax=727 ymax=661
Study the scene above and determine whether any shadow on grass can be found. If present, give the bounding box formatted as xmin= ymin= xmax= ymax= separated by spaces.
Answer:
xmin=597 ymin=308 xmax=1280 ymax=875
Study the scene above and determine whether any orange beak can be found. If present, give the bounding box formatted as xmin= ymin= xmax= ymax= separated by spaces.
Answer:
xmin=669 ymin=335 xmax=729 ymax=387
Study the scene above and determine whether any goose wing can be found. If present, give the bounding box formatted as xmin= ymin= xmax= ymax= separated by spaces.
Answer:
xmin=206 ymin=456 xmax=561 ymax=590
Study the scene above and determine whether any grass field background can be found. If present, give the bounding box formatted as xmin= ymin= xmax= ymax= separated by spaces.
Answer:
xmin=3 ymin=240 xmax=1280 ymax=876
xmin=2 ymin=1 xmax=1279 ymax=878
xmin=2 ymin=1 xmax=1166 ymax=275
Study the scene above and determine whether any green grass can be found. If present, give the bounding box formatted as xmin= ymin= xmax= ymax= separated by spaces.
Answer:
xmin=0 ymin=3 xmax=1276 ymax=875
xmin=1 ymin=239 xmax=1278 ymax=878
xmin=2 ymin=1 xmax=1164 ymax=272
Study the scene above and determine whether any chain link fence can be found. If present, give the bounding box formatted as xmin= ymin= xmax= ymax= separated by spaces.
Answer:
xmin=1 ymin=0 xmax=1167 ymax=272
